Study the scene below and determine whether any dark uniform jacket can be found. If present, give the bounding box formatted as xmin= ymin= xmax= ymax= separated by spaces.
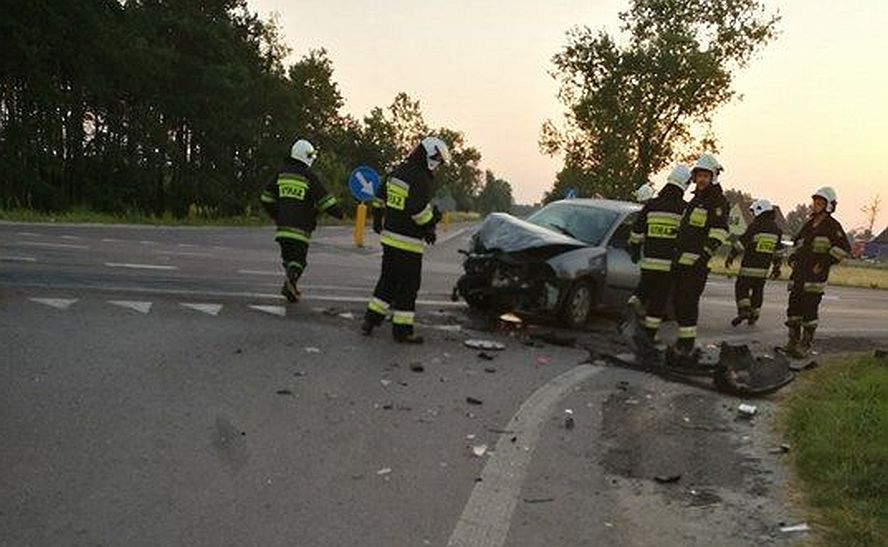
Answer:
xmin=732 ymin=210 xmax=783 ymax=278
xmin=675 ymin=183 xmax=730 ymax=268
xmin=371 ymin=145 xmax=438 ymax=254
xmin=629 ymin=185 xmax=687 ymax=272
xmin=789 ymin=214 xmax=850 ymax=293
xmin=260 ymin=158 xmax=342 ymax=243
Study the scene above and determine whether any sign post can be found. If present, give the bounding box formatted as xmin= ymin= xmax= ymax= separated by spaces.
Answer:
xmin=348 ymin=166 xmax=382 ymax=248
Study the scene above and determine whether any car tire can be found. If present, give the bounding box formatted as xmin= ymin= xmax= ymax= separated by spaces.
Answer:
xmin=561 ymin=280 xmax=596 ymax=327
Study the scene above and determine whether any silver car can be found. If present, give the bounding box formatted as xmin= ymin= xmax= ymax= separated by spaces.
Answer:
xmin=454 ymin=199 xmax=642 ymax=326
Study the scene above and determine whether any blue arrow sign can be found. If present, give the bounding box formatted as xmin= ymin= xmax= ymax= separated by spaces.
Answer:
xmin=565 ymin=187 xmax=578 ymax=199
xmin=348 ymin=166 xmax=381 ymax=202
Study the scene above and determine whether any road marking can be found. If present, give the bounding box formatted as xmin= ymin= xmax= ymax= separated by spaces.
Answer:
xmin=446 ymin=364 xmax=602 ymax=547
xmin=108 ymin=300 xmax=152 ymax=314
xmin=0 ymin=255 xmax=37 ymax=263
xmin=60 ymin=235 xmax=82 ymax=241
xmin=101 ymin=238 xmax=121 ymax=243
xmin=437 ymin=226 xmax=470 ymax=245
xmin=158 ymin=251 xmax=214 ymax=258
xmin=105 ymin=262 xmax=178 ymax=271
xmin=18 ymin=241 xmax=90 ymax=250
xmin=17 ymin=232 xmax=39 ymax=237
xmin=249 ymin=304 xmax=286 ymax=317
xmin=139 ymin=240 xmax=158 ymax=245
xmin=29 ymin=297 xmax=78 ymax=310
xmin=180 ymin=303 xmax=223 ymax=316
xmin=177 ymin=243 xmax=198 ymax=248
xmin=237 ymin=269 xmax=281 ymax=276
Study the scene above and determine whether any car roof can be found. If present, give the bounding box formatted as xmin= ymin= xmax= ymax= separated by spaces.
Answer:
xmin=547 ymin=198 xmax=642 ymax=214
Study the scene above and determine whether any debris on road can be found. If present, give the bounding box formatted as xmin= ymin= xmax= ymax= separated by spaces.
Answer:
xmin=536 ymin=356 xmax=551 ymax=366
xmin=472 ymin=444 xmax=488 ymax=457
xmin=234 ymin=348 xmax=243 ymax=354
xmin=464 ymin=339 xmax=506 ymax=351
xmin=304 ymin=347 xmax=321 ymax=354
xmin=522 ymin=497 xmax=555 ymax=504
xmin=564 ymin=415 xmax=575 ymax=430
xmin=654 ymin=474 xmax=682 ymax=484
xmin=737 ymin=404 xmax=758 ymax=418
xmin=337 ymin=312 xmax=355 ymax=320
xmin=768 ymin=444 xmax=792 ymax=454
xmin=616 ymin=381 xmax=629 ymax=391
xmin=410 ymin=363 xmax=425 ymax=373
xmin=376 ymin=467 xmax=392 ymax=476
xmin=380 ymin=379 xmax=392 ymax=387
xmin=275 ymin=389 xmax=294 ymax=396
xmin=498 ymin=312 xmax=523 ymax=325
xmin=483 ymin=366 xmax=497 ymax=373
xmin=293 ymin=371 xmax=307 ymax=377
xmin=780 ymin=523 xmax=810 ymax=533
xmin=530 ymin=330 xmax=577 ymax=347
xmin=477 ymin=352 xmax=496 ymax=361
xmin=466 ymin=396 xmax=483 ymax=406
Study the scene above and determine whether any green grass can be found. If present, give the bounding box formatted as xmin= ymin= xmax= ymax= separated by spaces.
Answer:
xmin=710 ymin=259 xmax=888 ymax=291
xmin=781 ymin=354 xmax=888 ymax=546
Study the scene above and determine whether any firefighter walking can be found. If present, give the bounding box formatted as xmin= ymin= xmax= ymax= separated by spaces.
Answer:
xmin=783 ymin=187 xmax=850 ymax=357
xmin=627 ymin=164 xmax=690 ymax=349
xmin=668 ymin=153 xmax=730 ymax=368
xmin=726 ymin=199 xmax=783 ymax=326
xmin=361 ymin=137 xmax=450 ymax=344
xmin=260 ymin=138 xmax=344 ymax=303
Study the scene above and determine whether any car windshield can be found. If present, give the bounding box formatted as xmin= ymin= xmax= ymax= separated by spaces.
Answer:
xmin=526 ymin=202 xmax=620 ymax=246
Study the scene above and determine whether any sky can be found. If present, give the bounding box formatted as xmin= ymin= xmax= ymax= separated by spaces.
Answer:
xmin=248 ymin=0 xmax=888 ymax=232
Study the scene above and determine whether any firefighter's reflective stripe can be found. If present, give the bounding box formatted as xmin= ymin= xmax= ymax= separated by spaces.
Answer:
xmin=812 ymin=236 xmax=832 ymax=253
xmin=392 ymin=310 xmax=415 ymax=325
xmin=804 ymin=282 xmax=826 ymax=294
xmin=286 ymin=260 xmax=304 ymax=272
xmin=629 ymin=231 xmax=645 ymax=244
xmin=277 ymin=176 xmax=309 ymax=200
xmin=260 ymin=190 xmax=276 ymax=203
xmin=786 ymin=315 xmax=803 ymax=326
xmin=733 ymin=238 xmax=745 ymax=252
xmin=370 ymin=197 xmax=385 ymax=209
xmin=380 ymin=230 xmax=425 ymax=254
xmin=689 ymin=207 xmax=707 ymax=227
xmin=317 ymin=194 xmax=338 ymax=212
xmin=386 ymin=178 xmax=410 ymax=211
xmin=640 ymin=257 xmax=672 ymax=271
xmin=412 ymin=204 xmax=434 ymax=225
xmin=829 ymin=245 xmax=848 ymax=261
xmin=275 ymin=227 xmax=311 ymax=242
xmin=678 ymin=326 xmax=697 ymax=339
xmin=739 ymin=266 xmax=769 ymax=278
xmin=738 ymin=298 xmax=752 ymax=308
xmin=644 ymin=316 xmax=662 ymax=329
xmin=678 ymin=252 xmax=700 ymax=266
xmin=754 ymin=233 xmax=779 ymax=253
xmin=708 ymin=227 xmax=729 ymax=244
xmin=368 ymin=297 xmax=391 ymax=315
xmin=647 ymin=212 xmax=681 ymax=239
xmin=803 ymin=319 xmax=819 ymax=328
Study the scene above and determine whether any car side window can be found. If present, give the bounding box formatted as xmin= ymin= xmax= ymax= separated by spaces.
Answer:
xmin=608 ymin=213 xmax=637 ymax=250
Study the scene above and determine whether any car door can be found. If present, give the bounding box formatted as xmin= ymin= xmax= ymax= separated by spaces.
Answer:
xmin=603 ymin=212 xmax=641 ymax=305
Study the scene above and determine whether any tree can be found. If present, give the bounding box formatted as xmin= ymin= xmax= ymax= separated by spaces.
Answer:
xmin=541 ymin=0 xmax=779 ymax=202
xmin=476 ymin=171 xmax=514 ymax=215
xmin=861 ymin=194 xmax=882 ymax=237
xmin=724 ymin=188 xmax=753 ymax=208
xmin=785 ymin=203 xmax=812 ymax=235
xmin=431 ymin=127 xmax=482 ymax=211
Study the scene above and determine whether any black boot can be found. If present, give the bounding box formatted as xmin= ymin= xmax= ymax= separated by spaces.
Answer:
xmin=394 ymin=332 xmax=424 ymax=344
xmin=798 ymin=325 xmax=816 ymax=357
xmin=362 ymin=312 xmax=383 ymax=336
xmin=731 ymin=306 xmax=750 ymax=327
xmin=281 ymin=279 xmax=301 ymax=303
xmin=783 ymin=321 xmax=802 ymax=357
xmin=747 ymin=309 xmax=760 ymax=326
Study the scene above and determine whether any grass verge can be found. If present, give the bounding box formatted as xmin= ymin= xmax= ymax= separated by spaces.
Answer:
xmin=0 ymin=207 xmax=270 ymax=227
xmin=781 ymin=353 xmax=888 ymax=546
xmin=710 ymin=260 xmax=888 ymax=291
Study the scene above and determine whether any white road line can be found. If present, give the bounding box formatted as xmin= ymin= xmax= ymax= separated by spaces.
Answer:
xmin=105 ymin=262 xmax=178 ymax=271
xmin=107 ymin=300 xmax=152 ymax=314
xmin=249 ymin=304 xmax=286 ymax=317
xmin=139 ymin=240 xmax=158 ymax=245
xmin=447 ymin=364 xmax=603 ymax=547
xmin=176 ymin=243 xmax=198 ymax=248
xmin=17 ymin=232 xmax=39 ymax=237
xmin=18 ymin=241 xmax=90 ymax=250
xmin=180 ymin=303 xmax=223 ymax=316
xmin=158 ymin=251 xmax=214 ymax=258
xmin=237 ymin=269 xmax=281 ymax=276
xmin=101 ymin=238 xmax=122 ymax=243
xmin=60 ymin=235 xmax=82 ymax=241
xmin=29 ymin=297 xmax=78 ymax=310
xmin=437 ymin=226 xmax=470 ymax=245
xmin=0 ymin=255 xmax=37 ymax=263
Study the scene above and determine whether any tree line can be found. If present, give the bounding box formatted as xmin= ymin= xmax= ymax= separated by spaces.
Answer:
xmin=0 ymin=0 xmax=514 ymax=218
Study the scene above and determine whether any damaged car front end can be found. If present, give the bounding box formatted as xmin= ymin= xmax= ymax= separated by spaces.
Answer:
xmin=454 ymin=200 xmax=642 ymax=326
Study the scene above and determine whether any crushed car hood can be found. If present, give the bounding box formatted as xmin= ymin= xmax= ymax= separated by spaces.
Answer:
xmin=473 ymin=213 xmax=587 ymax=253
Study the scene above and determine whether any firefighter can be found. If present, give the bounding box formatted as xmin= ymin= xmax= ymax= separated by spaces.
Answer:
xmin=635 ymin=183 xmax=656 ymax=204
xmin=726 ymin=199 xmax=783 ymax=326
xmin=668 ymin=153 xmax=730 ymax=368
xmin=361 ymin=137 xmax=451 ymax=344
xmin=627 ymin=165 xmax=690 ymax=341
xmin=783 ymin=187 xmax=850 ymax=357
xmin=260 ymin=138 xmax=344 ymax=303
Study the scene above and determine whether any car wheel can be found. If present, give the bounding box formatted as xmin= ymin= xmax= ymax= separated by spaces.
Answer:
xmin=561 ymin=280 xmax=596 ymax=327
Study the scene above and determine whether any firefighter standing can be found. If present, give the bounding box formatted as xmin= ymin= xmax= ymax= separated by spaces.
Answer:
xmin=668 ymin=153 xmax=730 ymax=367
xmin=783 ymin=187 xmax=850 ymax=357
xmin=361 ymin=137 xmax=451 ymax=344
xmin=726 ymin=199 xmax=783 ymax=326
xmin=260 ymin=139 xmax=344 ymax=303
xmin=627 ymin=165 xmax=690 ymax=342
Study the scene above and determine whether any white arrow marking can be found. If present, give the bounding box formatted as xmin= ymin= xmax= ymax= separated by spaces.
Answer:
xmin=355 ymin=171 xmax=375 ymax=195
xmin=29 ymin=298 xmax=78 ymax=310
xmin=108 ymin=300 xmax=152 ymax=314
xmin=105 ymin=262 xmax=178 ymax=271
xmin=248 ymin=305 xmax=286 ymax=317
xmin=180 ymin=303 xmax=223 ymax=316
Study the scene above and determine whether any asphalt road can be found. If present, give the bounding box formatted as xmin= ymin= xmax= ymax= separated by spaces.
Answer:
xmin=2 ymin=221 xmax=887 ymax=546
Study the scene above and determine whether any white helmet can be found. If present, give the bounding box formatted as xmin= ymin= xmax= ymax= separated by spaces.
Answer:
xmin=749 ymin=199 xmax=773 ymax=217
xmin=635 ymin=183 xmax=655 ymax=203
xmin=813 ymin=186 xmax=838 ymax=213
xmin=290 ymin=139 xmax=317 ymax=167
xmin=665 ymin=164 xmax=692 ymax=192
xmin=421 ymin=136 xmax=451 ymax=171
xmin=692 ymin=153 xmax=723 ymax=181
